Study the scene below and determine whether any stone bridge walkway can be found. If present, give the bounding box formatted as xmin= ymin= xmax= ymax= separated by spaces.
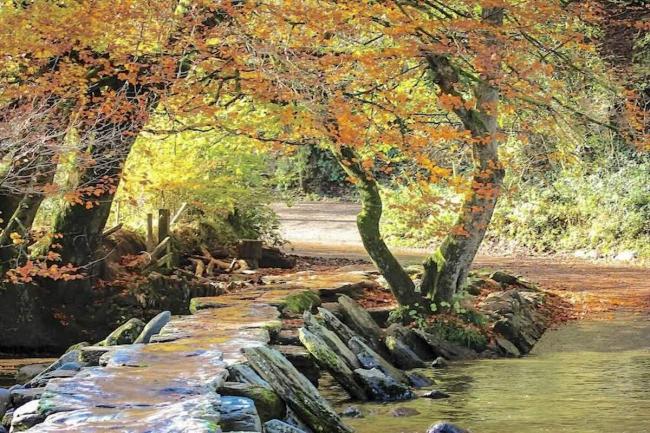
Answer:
xmin=23 ymin=271 xmax=373 ymax=432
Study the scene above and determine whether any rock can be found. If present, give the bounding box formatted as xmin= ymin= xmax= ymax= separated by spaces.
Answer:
xmin=366 ymin=307 xmax=393 ymax=328
xmin=407 ymin=373 xmax=433 ymax=388
xmin=134 ymin=311 xmax=172 ymax=344
xmin=353 ymin=368 xmax=413 ymax=402
xmin=271 ymin=345 xmax=320 ymax=387
xmin=14 ymin=364 xmax=49 ymax=385
xmin=614 ymin=250 xmax=637 ymax=262
xmin=10 ymin=388 xmax=44 ymax=407
xmin=26 ymin=370 xmax=78 ymax=389
xmin=27 ymin=351 xmax=82 ymax=388
xmin=298 ymin=328 xmax=367 ymax=401
xmin=275 ymin=329 xmax=301 ymax=346
xmin=574 ymin=249 xmax=600 ymax=260
xmin=489 ymin=271 xmax=519 ymax=285
xmin=317 ymin=308 xmax=357 ymax=344
xmin=220 ymin=396 xmax=262 ymax=432
xmin=337 ymin=295 xmax=384 ymax=351
xmin=65 ymin=342 xmax=89 ymax=353
xmin=390 ymin=407 xmax=420 ymax=417
xmin=0 ymin=389 xmax=9 ymax=419
xmin=419 ymin=390 xmax=450 ymax=399
xmin=385 ymin=335 xmax=427 ymax=370
xmin=304 ymin=312 xmax=359 ymax=369
xmin=479 ymin=289 xmax=548 ymax=354
xmin=414 ymin=330 xmax=477 ymax=361
xmin=57 ymin=362 xmax=81 ymax=372
xmin=10 ymin=400 xmax=44 ymax=432
xmin=97 ymin=318 xmax=146 ymax=346
xmin=227 ymin=363 xmax=272 ymax=389
xmin=494 ymin=335 xmax=521 ymax=357
xmin=387 ymin=324 xmax=435 ymax=361
xmin=282 ymin=291 xmax=321 ymax=315
xmin=244 ymin=346 xmax=353 ymax=433
xmin=264 ymin=419 xmax=308 ymax=433
xmin=218 ymin=382 xmax=285 ymax=423
xmin=78 ymin=346 xmax=113 ymax=366
xmin=427 ymin=422 xmax=470 ymax=433
xmin=0 ymin=426 xmax=5 ymax=433
xmin=431 ymin=357 xmax=448 ymax=368
xmin=348 ymin=337 xmax=410 ymax=385
xmin=2 ymin=409 xmax=13 ymax=430
xmin=260 ymin=247 xmax=297 ymax=269
xmin=339 ymin=406 xmax=363 ymax=418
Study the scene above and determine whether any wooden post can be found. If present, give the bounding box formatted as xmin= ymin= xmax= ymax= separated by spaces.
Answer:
xmin=146 ymin=213 xmax=154 ymax=250
xmin=158 ymin=209 xmax=170 ymax=244
xmin=238 ymin=239 xmax=263 ymax=269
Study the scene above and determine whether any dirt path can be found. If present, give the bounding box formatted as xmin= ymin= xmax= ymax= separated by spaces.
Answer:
xmin=274 ymin=201 xmax=650 ymax=316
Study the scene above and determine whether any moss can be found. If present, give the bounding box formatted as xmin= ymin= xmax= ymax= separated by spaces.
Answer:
xmin=281 ymin=290 xmax=321 ymax=315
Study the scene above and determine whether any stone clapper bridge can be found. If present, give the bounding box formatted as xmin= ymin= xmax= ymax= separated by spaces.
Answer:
xmin=18 ymin=271 xmax=380 ymax=433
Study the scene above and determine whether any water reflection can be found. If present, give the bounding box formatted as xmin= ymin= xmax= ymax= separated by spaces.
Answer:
xmin=328 ymin=314 xmax=650 ymax=433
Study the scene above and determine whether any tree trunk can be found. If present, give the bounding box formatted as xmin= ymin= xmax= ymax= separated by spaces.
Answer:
xmin=422 ymin=7 xmax=505 ymax=304
xmin=333 ymin=145 xmax=425 ymax=309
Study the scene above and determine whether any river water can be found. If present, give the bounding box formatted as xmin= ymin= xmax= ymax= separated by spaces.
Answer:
xmin=326 ymin=313 xmax=650 ymax=433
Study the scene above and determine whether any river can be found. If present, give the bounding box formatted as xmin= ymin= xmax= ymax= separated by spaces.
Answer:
xmin=323 ymin=313 xmax=650 ymax=433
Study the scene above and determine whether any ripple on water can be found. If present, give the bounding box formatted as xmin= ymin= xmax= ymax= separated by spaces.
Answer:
xmin=329 ymin=314 xmax=650 ymax=433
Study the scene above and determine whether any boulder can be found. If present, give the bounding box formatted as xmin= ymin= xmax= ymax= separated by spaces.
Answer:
xmin=10 ymin=388 xmax=44 ymax=407
xmin=28 ymin=370 xmax=78 ymax=389
xmin=353 ymin=368 xmax=413 ymax=402
xmin=387 ymin=324 xmax=435 ymax=361
xmin=298 ymin=328 xmax=367 ymax=401
xmin=27 ymin=350 xmax=81 ymax=388
xmin=227 ymin=363 xmax=272 ymax=389
xmin=10 ymin=400 xmax=44 ymax=432
xmin=317 ymin=308 xmax=357 ymax=344
xmin=303 ymin=312 xmax=359 ymax=369
xmin=134 ymin=311 xmax=172 ymax=344
xmin=494 ymin=335 xmax=521 ymax=358
xmin=337 ymin=296 xmax=384 ymax=351
xmin=219 ymin=396 xmax=262 ymax=432
xmin=390 ymin=407 xmax=420 ymax=417
xmin=264 ymin=419 xmax=307 ymax=433
xmin=427 ymin=422 xmax=470 ymax=433
xmin=97 ymin=318 xmax=146 ymax=346
xmin=385 ymin=335 xmax=427 ymax=370
xmin=414 ymin=330 xmax=476 ymax=361
xmin=489 ymin=271 xmax=519 ymax=285
xmin=348 ymin=337 xmax=409 ymax=385
xmin=431 ymin=357 xmax=448 ymax=368
xmin=281 ymin=291 xmax=321 ymax=315
xmin=218 ymin=382 xmax=285 ymax=423
xmin=260 ymin=247 xmax=297 ymax=269
xmin=0 ymin=389 xmax=9 ymax=419
xmin=339 ymin=406 xmax=362 ymax=418
xmin=275 ymin=329 xmax=300 ymax=346
xmin=2 ymin=409 xmax=12 ymax=430
xmin=244 ymin=346 xmax=353 ymax=433
xmin=14 ymin=364 xmax=49 ymax=385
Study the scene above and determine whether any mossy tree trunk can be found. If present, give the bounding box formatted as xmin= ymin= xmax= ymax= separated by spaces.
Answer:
xmin=332 ymin=144 xmax=426 ymax=309
xmin=421 ymin=8 xmax=505 ymax=304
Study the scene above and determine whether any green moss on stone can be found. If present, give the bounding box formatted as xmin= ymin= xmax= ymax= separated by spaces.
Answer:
xmin=282 ymin=290 xmax=321 ymax=315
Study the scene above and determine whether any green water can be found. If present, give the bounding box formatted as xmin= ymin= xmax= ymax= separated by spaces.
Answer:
xmin=326 ymin=314 xmax=650 ymax=433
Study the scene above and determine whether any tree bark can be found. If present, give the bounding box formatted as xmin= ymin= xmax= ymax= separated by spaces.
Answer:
xmin=333 ymin=145 xmax=426 ymax=309
xmin=421 ymin=7 xmax=505 ymax=304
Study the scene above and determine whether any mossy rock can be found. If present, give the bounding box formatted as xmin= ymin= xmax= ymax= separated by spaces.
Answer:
xmin=97 ymin=318 xmax=146 ymax=346
xmin=281 ymin=291 xmax=321 ymax=315
xmin=218 ymin=382 xmax=286 ymax=423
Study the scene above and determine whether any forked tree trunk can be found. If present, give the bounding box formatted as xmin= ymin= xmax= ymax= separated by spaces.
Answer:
xmin=333 ymin=145 xmax=426 ymax=309
xmin=421 ymin=8 xmax=505 ymax=304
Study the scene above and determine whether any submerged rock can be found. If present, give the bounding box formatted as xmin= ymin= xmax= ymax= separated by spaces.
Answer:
xmin=353 ymin=368 xmax=413 ymax=402
xmin=244 ymin=345 xmax=353 ymax=433
xmin=419 ymin=390 xmax=450 ymax=399
xmin=98 ymin=318 xmax=146 ymax=346
xmin=427 ymin=422 xmax=470 ymax=433
xmin=339 ymin=406 xmax=363 ymax=418
xmin=220 ymin=396 xmax=262 ymax=432
xmin=390 ymin=407 xmax=420 ymax=417
xmin=134 ymin=311 xmax=172 ymax=344
xmin=264 ymin=419 xmax=308 ymax=433
xmin=298 ymin=328 xmax=367 ymax=401
xmin=218 ymin=382 xmax=285 ymax=423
